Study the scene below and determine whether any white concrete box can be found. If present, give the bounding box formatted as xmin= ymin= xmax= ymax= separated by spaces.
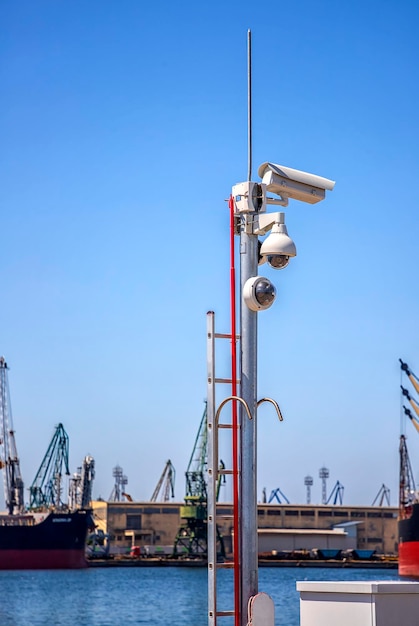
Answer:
xmin=297 ymin=580 xmax=419 ymax=626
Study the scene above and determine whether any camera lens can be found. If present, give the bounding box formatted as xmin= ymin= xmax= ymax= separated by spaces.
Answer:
xmin=268 ymin=255 xmax=289 ymax=269
xmin=254 ymin=278 xmax=276 ymax=307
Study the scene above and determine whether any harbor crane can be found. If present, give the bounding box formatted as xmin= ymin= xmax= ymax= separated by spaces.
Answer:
xmin=326 ymin=480 xmax=344 ymax=505
xmin=0 ymin=357 xmax=24 ymax=515
xmin=29 ymin=423 xmax=70 ymax=511
xmin=268 ymin=487 xmax=289 ymax=504
xmin=173 ymin=402 xmax=225 ymax=558
xmin=372 ymin=484 xmax=390 ymax=506
xmin=68 ymin=455 xmax=95 ymax=510
xmin=150 ymin=459 xmax=175 ymax=502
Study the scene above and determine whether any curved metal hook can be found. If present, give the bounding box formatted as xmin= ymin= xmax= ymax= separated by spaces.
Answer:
xmin=214 ymin=395 xmax=253 ymax=426
xmin=257 ymin=397 xmax=284 ymax=422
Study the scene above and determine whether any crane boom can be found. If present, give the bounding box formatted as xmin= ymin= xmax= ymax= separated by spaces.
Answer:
xmin=184 ymin=403 xmax=208 ymax=504
xmin=400 ymin=359 xmax=419 ymax=433
xmin=372 ymin=483 xmax=390 ymax=506
xmin=400 ymin=359 xmax=419 ymax=396
xmin=268 ymin=487 xmax=290 ymax=504
xmin=400 ymin=383 xmax=419 ymax=429
xmin=29 ymin=423 xmax=70 ymax=511
xmin=0 ymin=357 xmax=24 ymax=514
xmin=151 ymin=459 xmax=176 ymax=502
xmin=326 ymin=480 xmax=345 ymax=505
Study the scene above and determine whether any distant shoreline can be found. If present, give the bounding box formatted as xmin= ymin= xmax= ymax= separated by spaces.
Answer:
xmin=87 ymin=557 xmax=398 ymax=569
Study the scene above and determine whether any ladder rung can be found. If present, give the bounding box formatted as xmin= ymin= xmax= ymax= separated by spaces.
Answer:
xmin=219 ymin=469 xmax=234 ymax=475
xmin=214 ymin=377 xmax=241 ymax=384
xmin=214 ymin=333 xmax=240 ymax=339
xmin=217 ymin=561 xmax=235 ymax=569
xmin=216 ymin=514 xmax=234 ymax=519
xmin=216 ymin=610 xmax=235 ymax=617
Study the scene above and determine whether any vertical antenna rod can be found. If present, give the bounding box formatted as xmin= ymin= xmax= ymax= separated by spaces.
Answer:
xmin=247 ymin=29 xmax=252 ymax=181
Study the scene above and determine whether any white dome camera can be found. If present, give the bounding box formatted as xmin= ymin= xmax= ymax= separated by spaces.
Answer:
xmin=259 ymin=220 xmax=297 ymax=270
xmin=243 ymin=276 xmax=276 ymax=311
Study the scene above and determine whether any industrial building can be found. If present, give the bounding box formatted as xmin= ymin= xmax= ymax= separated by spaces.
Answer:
xmin=91 ymin=500 xmax=398 ymax=557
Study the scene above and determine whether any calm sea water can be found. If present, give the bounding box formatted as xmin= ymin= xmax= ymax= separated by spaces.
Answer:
xmin=0 ymin=566 xmax=400 ymax=626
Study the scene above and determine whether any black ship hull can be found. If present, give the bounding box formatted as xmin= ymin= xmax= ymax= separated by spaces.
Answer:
xmin=399 ymin=503 xmax=419 ymax=577
xmin=0 ymin=509 xmax=92 ymax=570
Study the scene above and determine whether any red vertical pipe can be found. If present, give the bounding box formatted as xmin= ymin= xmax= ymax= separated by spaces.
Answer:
xmin=229 ymin=195 xmax=240 ymax=625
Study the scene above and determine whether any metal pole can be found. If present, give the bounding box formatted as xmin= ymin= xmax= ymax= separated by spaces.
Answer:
xmin=239 ymin=226 xmax=259 ymax=624
xmin=239 ymin=28 xmax=258 ymax=625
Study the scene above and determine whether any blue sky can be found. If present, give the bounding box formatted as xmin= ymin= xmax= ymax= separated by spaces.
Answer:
xmin=1 ymin=0 xmax=419 ymax=508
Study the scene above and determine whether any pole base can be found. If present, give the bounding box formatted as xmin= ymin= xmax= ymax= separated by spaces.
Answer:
xmin=247 ymin=592 xmax=275 ymax=625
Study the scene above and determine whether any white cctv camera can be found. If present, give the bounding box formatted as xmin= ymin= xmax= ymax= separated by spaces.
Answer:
xmin=232 ymin=181 xmax=266 ymax=213
xmin=256 ymin=212 xmax=297 ymax=270
xmin=243 ymin=276 xmax=276 ymax=311
xmin=258 ymin=162 xmax=335 ymax=205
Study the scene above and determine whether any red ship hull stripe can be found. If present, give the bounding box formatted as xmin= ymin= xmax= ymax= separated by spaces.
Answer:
xmin=0 ymin=549 xmax=87 ymax=570
xmin=399 ymin=541 xmax=419 ymax=577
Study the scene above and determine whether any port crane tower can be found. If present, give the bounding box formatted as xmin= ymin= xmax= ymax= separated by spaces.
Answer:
xmin=29 ymin=423 xmax=71 ymax=511
xmin=0 ymin=357 xmax=24 ymax=514
xmin=69 ymin=455 xmax=95 ymax=510
xmin=173 ymin=402 xmax=225 ymax=558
